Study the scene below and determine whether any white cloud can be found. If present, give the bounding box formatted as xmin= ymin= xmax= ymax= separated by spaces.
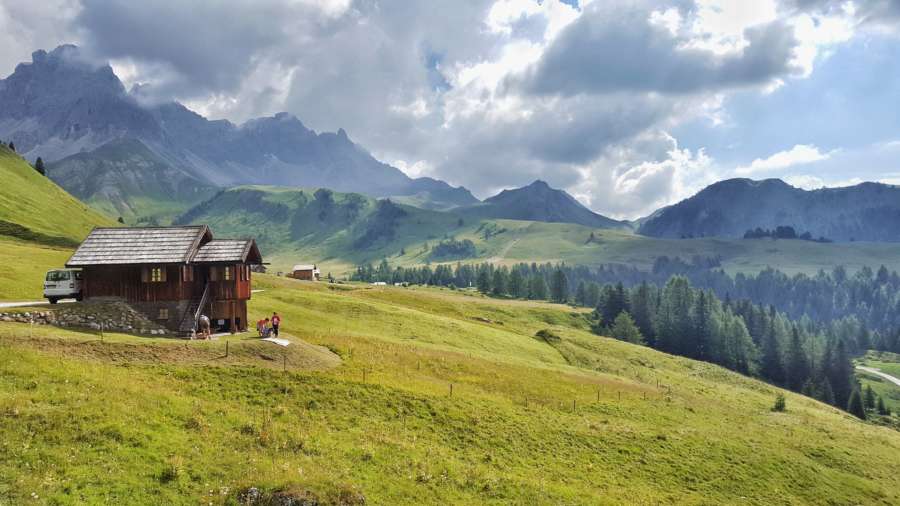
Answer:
xmin=688 ymin=0 xmax=779 ymax=54
xmin=735 ymin=144 xmax=833 ymax=175
xmin=0 ymin=0 xmax=886 ymax=219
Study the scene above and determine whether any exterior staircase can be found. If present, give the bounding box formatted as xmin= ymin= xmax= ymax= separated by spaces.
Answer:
xmin=177 ymin=283 xmax=210 ymax=338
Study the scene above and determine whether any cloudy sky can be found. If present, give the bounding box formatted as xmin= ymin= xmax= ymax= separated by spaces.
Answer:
xmin=2 ymin=0 xmax=899 ymax=218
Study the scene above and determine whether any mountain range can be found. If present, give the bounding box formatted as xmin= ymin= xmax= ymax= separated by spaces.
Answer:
xmin=0 ymin=45 xmax=476 ymax=219
xmin=639 ymin=178 xmax=900 ymax=242
xmin=6 ymin=46 xmax=900 ymax=246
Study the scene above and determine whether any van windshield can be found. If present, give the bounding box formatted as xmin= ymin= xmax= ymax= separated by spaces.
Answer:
xmin=46 ymin=271 xmax=71 ymax=282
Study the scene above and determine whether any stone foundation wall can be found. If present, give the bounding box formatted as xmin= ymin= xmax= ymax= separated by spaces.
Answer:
xmin=0 ymin=301 xmax=171 ymax=336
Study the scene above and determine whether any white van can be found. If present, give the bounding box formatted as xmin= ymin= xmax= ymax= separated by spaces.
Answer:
xmin=43 ymin=268 xmax=83 ymax=304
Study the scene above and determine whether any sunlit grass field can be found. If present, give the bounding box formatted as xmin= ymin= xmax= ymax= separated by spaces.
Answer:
xmin=0 ymin=146 xmax=112 ymax=242
xmin=857 ymin=351 xmax=900 ymax=413
xmin=1 ymin=275 xmax=899 ymax=504
xmin=0 ymin=238 xmax=74 ymax=300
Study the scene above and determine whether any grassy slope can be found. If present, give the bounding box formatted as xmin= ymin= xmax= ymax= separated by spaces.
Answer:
xmin=1 ymin=277 xmax=898 ymax=504
xmin=0 ymin=238 xmax=74 ymax=300
xmin=0 ymin=145 xmax=113 ymax=242
xmin=0 ymin=146 xmax=115 ymax=300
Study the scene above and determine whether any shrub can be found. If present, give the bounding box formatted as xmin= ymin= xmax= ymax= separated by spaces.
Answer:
xmin=429 ymin=239 xmax=477 ymax=261
xmin=772 ymin=393 xmax=786 ymax=412
xmin=535 ymin=329 xmax=561 ymax=343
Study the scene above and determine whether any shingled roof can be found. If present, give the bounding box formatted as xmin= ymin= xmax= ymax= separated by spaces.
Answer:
xmin=67 ymin=226 xmax=211 ymax=266
xmin=66 ymin=225 xmax=265 ymax=267
xmin=192 ymin=239 xmax=262 ymax=264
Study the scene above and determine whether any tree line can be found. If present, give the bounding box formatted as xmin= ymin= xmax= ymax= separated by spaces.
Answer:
xmin=351 ymin=256 xmax=900 ymax=355
xmin=590 ymin=276 xmax=888 ymax=418
xmin=743 ymin=225 xmax=832 ymax=242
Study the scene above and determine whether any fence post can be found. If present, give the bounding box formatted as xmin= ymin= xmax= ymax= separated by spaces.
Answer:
xmin=283 ymin=353 xmax=287 ymax=372
xmin=450 ymin=383 xmax=453 ymax=397
xmin=572 ymin=399 xmax=576 ymax=413
xmin=597 ymin=389 xmax=600 ymax=402
xmin=225 ymin=341 xmax=229 ymax=357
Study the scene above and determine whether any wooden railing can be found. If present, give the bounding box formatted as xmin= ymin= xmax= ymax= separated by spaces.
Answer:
xmin=194 ymin=282 xmax=211 ymax=328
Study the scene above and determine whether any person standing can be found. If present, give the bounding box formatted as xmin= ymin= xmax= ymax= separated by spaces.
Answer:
xmin=198 ymin=314 xmax=211 ymax=340
xmin=271 ymin=312 xmax=281 ymax=337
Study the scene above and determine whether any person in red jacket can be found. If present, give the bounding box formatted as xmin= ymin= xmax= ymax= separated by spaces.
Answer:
xmin=271 ymin=312 xmax=281 ymax=337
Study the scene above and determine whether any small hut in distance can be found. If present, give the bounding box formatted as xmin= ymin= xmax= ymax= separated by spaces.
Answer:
xmin=290 ymin=264 xmax=320 ymax=281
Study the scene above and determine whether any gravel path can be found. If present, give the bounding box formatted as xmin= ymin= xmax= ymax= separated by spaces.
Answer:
xmin=857 ymin=365 xmax=900 ymax=388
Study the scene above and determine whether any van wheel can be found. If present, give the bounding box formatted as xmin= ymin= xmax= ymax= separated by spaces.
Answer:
xmin=48 ymin=298 xmax=58 ymax=304
xmin=75 ymin=294 xmax=83 ymax=302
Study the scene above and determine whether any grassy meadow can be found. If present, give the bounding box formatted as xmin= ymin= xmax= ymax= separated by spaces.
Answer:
xmin=856 ymin=351 xmax=900 ymax=414
xmin=1 ymin=275 xmax=899 ymax=504
xmin=0 ymin=238 xmax=76 ymax=300
xmin=0 ymin=145 xmax=113 ymax=243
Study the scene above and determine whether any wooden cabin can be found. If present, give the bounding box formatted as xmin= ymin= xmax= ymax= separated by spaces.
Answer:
xmin=290 ymin=264 xmax=320 ymax=281
xmin=66 ymin=226 xmax=262 ymax=335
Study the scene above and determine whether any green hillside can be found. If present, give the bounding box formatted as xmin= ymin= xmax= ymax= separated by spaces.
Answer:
xmin=177 ymin=186 xmax=900 ymax=277
xmin=0 ymin=144 xmax=113 ymax=245
xmin=176 ymin=185 xmax=466 ymax=274
xmin=0 ymin=145 xmax=115 ymax=300
xmin=0 ymin=278 xmax=898 ymax=504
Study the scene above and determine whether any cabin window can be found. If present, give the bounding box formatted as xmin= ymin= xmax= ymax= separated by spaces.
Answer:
xmin=157 ymin=308 xmax=169 ymax=320
xmin=224 ymin=266 xmax=233 ymax=281
xmin=150 ymin=267 xmax=165 ymax=283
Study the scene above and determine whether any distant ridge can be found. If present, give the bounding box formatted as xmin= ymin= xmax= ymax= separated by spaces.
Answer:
xmin=460 ymin=180 xmax=629 ymax=229
xmin=639 ymin=178 xmax=900 ymax=242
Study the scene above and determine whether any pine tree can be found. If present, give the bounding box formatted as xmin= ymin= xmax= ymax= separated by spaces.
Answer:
xmin=117 ymin=216 xmax=125 ymax=224
xmin=492 ymin=268 xmax=508 ymax=296
xmin=656 ymin=276 xmax=693 ymax=355
xmin=586 ymin=282 xmax=601 ymax=309
xmin=377 ymin=259 xmax=391 ymax=282
xmin=34 ymin=157 xmax=45 ymax=175
xmin=760 ymin=318 xmax=785 ymax=386
xmin=819 ymin=378 xmax=836 ymax=406
xmin=877 ymin=396 xmax=890 ymax=416
xmin=786 ymin=327 xmax=810 ymax=392
xmin=476 ymin=269 xmax=492 ymax=294
xmin=550 ymin=268 xmax=568 ymax=303
xmin=864 ymin=385 xmax=876 ymax=410
xmin=575 ymin=281 xmax=587 ymax=306
xmin=693 ymin=290 xmax=712 ymax=360
xmin=827 ymin=340 xmax=854 ymax=409
xmin=509 ymin=269 xmax=526 ymax=299
xmin=7 ymin=141 xmax=14 ymax=152
xmin=529 ymin=275 xmax=548 ymax=300
xmin=599 ymin=284 xmax=629 ymax=324
xmin=611 ymin=311 xmax=644 ymax=344
xmin=847 ymin=389 xmax=867 ymax=420
xmin=630 ymin=282 xmax=656 ymax=345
